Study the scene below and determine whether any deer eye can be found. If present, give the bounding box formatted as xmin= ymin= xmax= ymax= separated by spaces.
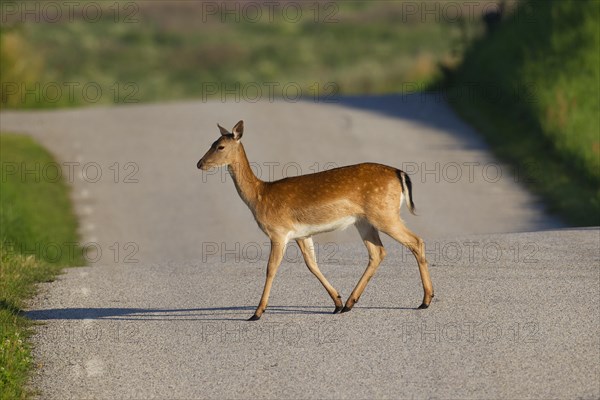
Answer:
xmin=217 ymin=145 xmax=225 ymax=150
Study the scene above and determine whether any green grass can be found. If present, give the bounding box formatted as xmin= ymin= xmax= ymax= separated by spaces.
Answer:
xmin=0 ymin=1 xmax=490 ymax=109
xmin=444 ymin=0 xmax=600 ymax=226
xmin=0 ymin=134 xmax=84 ymax=399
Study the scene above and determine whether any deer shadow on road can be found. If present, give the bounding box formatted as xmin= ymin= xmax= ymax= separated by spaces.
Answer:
xmin=26 ymin=305 xmax=332 ymax=321
xmin=25 ymin=304 xmax=415 ymax=321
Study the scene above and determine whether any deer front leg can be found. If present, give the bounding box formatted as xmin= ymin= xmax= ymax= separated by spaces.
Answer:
xmin=297 ymin=237 xmax=344 ymax=313
xmin=248 ymin=239 xmax=286 ymax=321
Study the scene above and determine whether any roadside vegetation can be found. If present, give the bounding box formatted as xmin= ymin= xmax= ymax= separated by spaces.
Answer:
xmin=0 ymin=134 xmax=84 ymax=399
xmin=444 ymin=0 xmax=600 ymax=225
xmin=0 ymin=1 xmax=493 ymax=109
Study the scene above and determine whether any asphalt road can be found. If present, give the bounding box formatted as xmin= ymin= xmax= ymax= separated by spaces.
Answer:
xmin=1 ymin=95 xmax=598 ymax=399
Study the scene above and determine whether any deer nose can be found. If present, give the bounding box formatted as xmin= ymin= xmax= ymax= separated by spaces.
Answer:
xmin=197 ymin=159 xmax=203 ymax=169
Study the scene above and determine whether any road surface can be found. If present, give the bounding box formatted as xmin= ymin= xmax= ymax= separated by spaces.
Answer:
xmin=1 ymin=95 xmax=598 ymax=399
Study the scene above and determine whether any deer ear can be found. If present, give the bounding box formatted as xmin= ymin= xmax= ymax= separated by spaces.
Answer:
xmin=232 ymin=120 xmax=244 ymax=140
xmin=217 ymin=123 xmax=230 ymax=136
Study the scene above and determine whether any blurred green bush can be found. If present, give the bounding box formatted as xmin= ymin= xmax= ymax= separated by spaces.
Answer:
xmin=447 ymin=0 xmax=599 ymax=225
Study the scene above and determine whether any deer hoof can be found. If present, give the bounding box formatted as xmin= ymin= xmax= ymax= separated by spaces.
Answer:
xmin=333 ymin=305 xmax=343 ymax=314
xmin=247 ymin=314 xmax=261 ymax=321
xmin=417 ymin=303 xmax=429 ymax=309
xmin=340 ymin=306 xmax=352 ymax=313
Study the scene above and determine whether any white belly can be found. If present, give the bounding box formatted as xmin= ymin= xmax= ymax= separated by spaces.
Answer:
xmin=288 ymin=216 xmax=357 ymax=240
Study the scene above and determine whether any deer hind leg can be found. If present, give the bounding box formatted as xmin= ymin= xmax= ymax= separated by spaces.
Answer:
xmin=249 ymin=238 xmax=286 ymax=321
xmin=297 ymin=237 xmax=344 ymax=313
xmin=379 ymin=220 xmax=434 ymax=309
xmin=342 ymin=220 xmax=386 ymax=313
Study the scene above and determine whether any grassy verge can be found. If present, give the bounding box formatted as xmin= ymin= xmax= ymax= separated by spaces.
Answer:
xmin=444 ymin=0 xmax=600 ymax=226
xmin=0 ymin=134 xmax=84 ymax=399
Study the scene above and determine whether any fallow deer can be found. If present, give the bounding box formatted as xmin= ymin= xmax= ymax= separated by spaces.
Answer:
xmin=197 ymin=120 xmax=434 ymax=321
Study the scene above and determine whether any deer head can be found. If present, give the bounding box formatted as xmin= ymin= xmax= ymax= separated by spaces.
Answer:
xmin=197 ymin=120 xmax=244 ymax=170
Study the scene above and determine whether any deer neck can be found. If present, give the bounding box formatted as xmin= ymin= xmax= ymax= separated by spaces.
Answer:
xmin=227 ymin=144 xmax=262 ymax=208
